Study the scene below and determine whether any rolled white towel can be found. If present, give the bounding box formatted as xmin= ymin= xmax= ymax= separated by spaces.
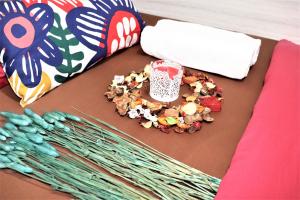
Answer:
xmin=141 ymin=19 xmax=261 ymax=79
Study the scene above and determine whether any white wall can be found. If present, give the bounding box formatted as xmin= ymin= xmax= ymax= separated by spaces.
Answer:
xmin=134 ymin=0 xmax=300 ymax=44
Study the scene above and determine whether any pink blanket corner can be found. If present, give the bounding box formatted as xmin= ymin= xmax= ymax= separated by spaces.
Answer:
xmin=216 ymin=40 xmax=300 ymax=199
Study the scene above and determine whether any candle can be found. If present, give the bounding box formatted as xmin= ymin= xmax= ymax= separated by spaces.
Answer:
xmin=150 ymin=60 xmax=183 ymax=102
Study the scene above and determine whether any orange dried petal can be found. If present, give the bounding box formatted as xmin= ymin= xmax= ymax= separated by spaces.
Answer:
xmin=183 ymin=76 xmax=198 ymax=84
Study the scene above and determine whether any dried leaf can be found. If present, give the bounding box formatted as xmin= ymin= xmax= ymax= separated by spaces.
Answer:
xmin=165 ymin=117 xmax=178 ymax=125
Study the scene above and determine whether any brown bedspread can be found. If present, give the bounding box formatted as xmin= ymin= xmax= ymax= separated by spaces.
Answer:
xmin=0 ymin=14 xmax=277 ymax=200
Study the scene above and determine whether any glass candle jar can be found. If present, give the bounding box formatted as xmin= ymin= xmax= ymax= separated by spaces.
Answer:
xmin=150 ymin=60 xmax=183 ymax=102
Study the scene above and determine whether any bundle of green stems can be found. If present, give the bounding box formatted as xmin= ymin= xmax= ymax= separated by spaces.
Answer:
xmin=0 ymin=109 xmax=220 ymax=200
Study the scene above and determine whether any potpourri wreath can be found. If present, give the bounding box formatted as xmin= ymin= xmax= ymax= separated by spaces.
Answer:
xmin=105 ymin=63 xmax=223 ymax=134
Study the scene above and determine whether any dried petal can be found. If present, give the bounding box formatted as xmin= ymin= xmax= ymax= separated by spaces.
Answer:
xmin=183 ymin=76 xmax=198 ymax=84
xmin=160 ymin=127 xmax=171 ymax=134
xmin=113 ymin=94 xmax=130 ymax=104
xmin=149 ymin=115 xmax=158 ymax=122
xmin=203 ymin=114 xmax=214 ymax=122
xmin=147 ymin=102 xmax=163 ymax=112
xmin=158 ymin=117 xmax=169 ymax=126
xmin=116 ymin=104 xmax=128 ymax=116
xmin=111 ymin=80 xmax=119 ymax=87
xmin=208 ymin=78 xmax=215 ymax=83
xmin=153 ymin=121 xmax=159 ymax=128
xmin=195 ymin=106 xmax=204 ymax=114
xmin=135 ymin=73 xmax=146 ymax=83
xmin=105 ymin=91 xmax=116 ymax=100
xmin=125 ymin=75 xmax=132 ymax=83
xmin=193 ymin=121 xmax=202 ymax=129
xmin=143 ymin=64 xmax=151 ymax=77
xmin=141 ymin=121 xmax=152 ymax=128
xmin=206 ymin=82 xmax=216 ymax=90
xmin=130 ymin=98 xmax=143 ymax=109
xmin=200 ymin=96 xmax=222 ymax=112
xmin=184 ymin=69 xmax=192 ymax=76
xmin=184 ymin=115 xmax=194 ymax=125
xmin=184 ymin=113 xmax=202 ymax=125
xmin=128 ymin=109 xmax=139 ymax=119
xmin=130 ymin=90 xmax=141 ymax=100
xmin=194 ymin=72 xmax=207 ymax=80
xmin=202 ymin=107 xmax=212 ymax=115
xmin=113 ymin=94 xmax=131 ymax=116
xmin=186 ymin=96 xmax=197 ymax=102
xmin=129 ymin=72 xmax=138 ymax=78
xmin=174 ymin=127 xmax=185 ymax=134
xmin=114 ymin=75 xmax=125 ymax=84
xmin=177 ymin=122 xmax=191 ymax=129
xmin=194 ymin=82 xmax=203 ymax=93
xmin=200 ymin=88 xmax=208 ymax=95
xmin=164 ymin=109 xmax=179 ymax=117
xmin=182 ymin=93 xmax=190 ymax=98
xmin=136 ymin=83 xmax=143 ymax=89
xmin=115 ymin=87 xmax=124 ymax=96
xmin=128 ymin=81 xmax=139 ymax=89
xmin=142 ymin=99 xmax=148 ymax=106
xmin=216 ymin=86 xmax=223 ymax=97
xmin=178 ymin=117 xmax=185 ymax=124
xmin=189 ymin=81 xmax=199 ymax=87
xmin=181 ymin=102 xmax=197 ymax=116
xmin=187 ymin=126 xmax=198 ymax=134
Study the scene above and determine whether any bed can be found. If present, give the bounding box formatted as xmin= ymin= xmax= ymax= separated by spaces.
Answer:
xmin=0 ymin=14 xmax=279 ymax=199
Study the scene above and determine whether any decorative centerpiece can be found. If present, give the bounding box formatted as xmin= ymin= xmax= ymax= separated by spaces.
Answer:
xmin=105 ymin=60 xmax=223 ymax=134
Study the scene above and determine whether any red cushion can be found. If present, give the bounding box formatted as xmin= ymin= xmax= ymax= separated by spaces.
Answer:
xmin=216 ymin=40 xmax=300 ymax=199
xmin=0 ymin=64 xmax=8 ymax=88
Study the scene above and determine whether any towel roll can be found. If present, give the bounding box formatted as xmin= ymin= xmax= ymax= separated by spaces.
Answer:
xmin=141 ymin=19 xmax=261 ymax=79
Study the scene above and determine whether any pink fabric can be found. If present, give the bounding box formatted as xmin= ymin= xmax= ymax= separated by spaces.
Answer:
xmin=216 ymin=40 xmax=300 ymax=200
xmin=0 ymin=64 xmax=8 ymax=88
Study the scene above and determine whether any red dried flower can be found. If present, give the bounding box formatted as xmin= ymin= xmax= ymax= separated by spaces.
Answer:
xmin=200 ymin=96 xmax=222 ymax=112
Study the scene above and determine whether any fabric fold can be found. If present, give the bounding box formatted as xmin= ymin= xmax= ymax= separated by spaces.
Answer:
xmin=0 ymin=64 xmax=8 ymax=89
xmin=141 ymin=19 xmax=261 ymax=79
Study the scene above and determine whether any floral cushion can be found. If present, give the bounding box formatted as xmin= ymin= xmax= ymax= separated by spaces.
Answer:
xmin=0 ymin=0 xmax=144 ymax=106
xmin=0 ymin=64 xmax=8 ymax=88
